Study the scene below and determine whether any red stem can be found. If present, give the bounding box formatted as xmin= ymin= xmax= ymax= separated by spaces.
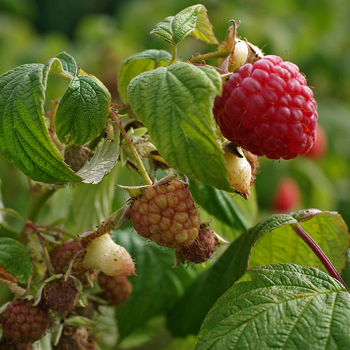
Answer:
xmin=293 ymin=223 xmax=348 ymax=290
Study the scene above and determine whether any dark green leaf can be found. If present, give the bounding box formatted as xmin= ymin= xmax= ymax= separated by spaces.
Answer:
xmin=195 ymin=264 xmax=350 ymax=350
xmin=189 ymin=179 xmax=255 ymax=235
xmin=128 ymin=62 xmax=232 ymax=192
xmin=52 ymin=51 xmax=78 ymax=76
xmin=0 ymin=237 xmax=33 ymax=283
xmin=113 ymin=227 xmax=198 ymax=340
xmin=167 ymin=214 xmax=297 ymax=336
xmin=55 ymin=74 xmax=111 ymax=145
xmin=150 ymin=5 xmax=203 ymax=45
xmin=118 ymin=49 xmax=172 ymax=102
xmin=0 ymin=63 xmax=81 ymax=184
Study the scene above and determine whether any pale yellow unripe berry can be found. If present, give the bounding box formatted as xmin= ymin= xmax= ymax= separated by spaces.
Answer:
xmin=83 ymin=233 xmax=135 ymax=276
xmin=224 ymin=147 xmax=252 ymax=200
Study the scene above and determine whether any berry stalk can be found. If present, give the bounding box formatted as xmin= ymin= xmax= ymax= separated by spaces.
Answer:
xmin=109 ymin=110 xmax=153 ymax=186
xmin=292 ymin=223 xmax=348 ymax=290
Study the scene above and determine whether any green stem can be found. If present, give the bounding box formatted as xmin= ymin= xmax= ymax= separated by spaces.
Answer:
xmin=189 ymin=50 xmax=230 ymax=63
xmin=109 ymin=110 xmax=152 ymax=185
xmin=170 ymin=44 xmax=178 ymax=65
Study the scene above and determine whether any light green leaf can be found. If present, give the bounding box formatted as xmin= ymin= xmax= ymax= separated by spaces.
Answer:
xmin=167 ymin=214 xmax=296 ymax=337
xmin=113 ymin=228 xmax=199 ymax=340
xmin=190 ymin=6 xmax=218 ymax=45
xmin=72 ymin=163 xmax=121 ymax=232
xmin=0 ymin=63 xmax=81 ymax=184
xmin=77 ymin=136 xmax=120 ymax=184
xmin=118 ymin=49 xmax=172 ymax=102
xmin=55 ymin=74 xmax=111 ymax=146
xmin=0 ymin=237 xmax=33 ymax=283
xmin=150 ymin=5 xmax=202 ymax=45
xmin=195 ymin=264 xmax=350 ymax=350
xmin=250 ymin=210 xmax=349 ymax=273
xmin=128 ymin=62 xmax=232 ymax=192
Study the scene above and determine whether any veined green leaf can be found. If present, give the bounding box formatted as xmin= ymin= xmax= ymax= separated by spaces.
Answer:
xmin=118 ymin=49 xmax=172 ymax=102
xmin=0 ymin=237 xmax=33 ymax=284
xmin=128 ymin=62 xmax=232 ymax=192
xmin=150 ymin=5 xmax=203 ymax=45
xmin=0 ymin=61 xmax=81 ymax=184
xmin=190 ymin=6 xmax=218 ymax=45
xmin=55 ymin=74 xmax=111 ymax=146
xmin=167 ymin=214 xmax=296 ymax=337
xmin=168 ymin=210 xmax=350 ymax=337
xmin=195 ymin=264 xmax=350 ymax=350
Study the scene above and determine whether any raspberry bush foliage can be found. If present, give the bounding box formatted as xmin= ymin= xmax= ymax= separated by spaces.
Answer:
xmin=0 ymin=4 xmax=350 ymax=349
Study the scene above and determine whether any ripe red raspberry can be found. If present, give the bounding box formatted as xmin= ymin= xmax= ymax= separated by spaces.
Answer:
xmin=128 ymin=178 xmax=200 ymax=248
xmin=49 ymin=240 xmax=82 ymax=275
xmin=176 ymin=227 xmax=217 ymax=264
xmin=213 ymin=55 xmax=318 ymax=160
xmin=0 ymin=298 xmax=51 ymax=345
xmin=271 ymin=176 xmax=301 ymax=213
xmin=39 ymin=278 xmax=79 ymax=315
xmin=97 ymin=272 xmax=133 ymax=306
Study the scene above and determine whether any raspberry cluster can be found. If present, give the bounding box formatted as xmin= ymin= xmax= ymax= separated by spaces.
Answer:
xmin=214 ymin=55 xmax=318 ymax=160
xmin=128 ymin=178 xmax=200 ymax=248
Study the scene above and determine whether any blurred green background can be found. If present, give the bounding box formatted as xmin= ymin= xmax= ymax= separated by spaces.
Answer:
xmin=1 ymin=0 xmax=350 ymax=224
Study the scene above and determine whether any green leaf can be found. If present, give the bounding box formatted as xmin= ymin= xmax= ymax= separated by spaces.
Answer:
xmin=128 ymin=62 xmax=232 ymax=192
xmin=150 ymin=5 xmax=203 ymax=45
xmin=76 ymin=136 xmax=120 ymax=184
xmin=249 ymin=210 xmax=349 ymax=273
xmin=113 ymin=228 xmax=198 ymax=340
xmin=167 ymin=214 xmax=296 ymax=336
xmin=118 ymin=49 xmax=172 ymax=102
xmin=52 ymin=51 xmax=77 ymax=76
xmin=189 ymin=179 xmax=255 ymax=235
xmin=72 ymin=163 xmax=121 ymax=232
xmin=55 ymin=73 xmax=111 ymax=146
xmin=0 ymin=237 xmax=33 ymax=283
xmin=0 ymin=63 xmax=81 ymax=184
xmin=195 ymin=264 xmax=350 ymax=350
xmin=190 ymin=6 xmax=219 ymax=45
